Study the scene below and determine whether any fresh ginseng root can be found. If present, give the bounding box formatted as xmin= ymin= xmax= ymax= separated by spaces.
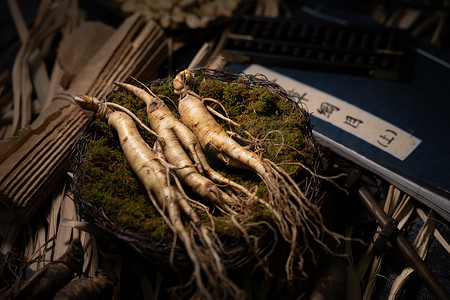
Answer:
xmin=174 ymin=70 xmax=343 ymax=280
xmin=115 ymin=81 xmax=242 ymax=213
xmin=74 ymin=95 xmax=244 ymax=300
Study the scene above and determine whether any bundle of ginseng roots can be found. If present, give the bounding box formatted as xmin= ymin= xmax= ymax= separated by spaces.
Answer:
xmin=70 ymin=68 xmax=344 ymax=299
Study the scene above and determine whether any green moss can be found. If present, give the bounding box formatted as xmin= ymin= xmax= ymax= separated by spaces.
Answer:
xmin=81 ymin=74 xmax=318 ymax=243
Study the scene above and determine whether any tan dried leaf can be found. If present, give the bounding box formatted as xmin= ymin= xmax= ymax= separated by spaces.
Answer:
xmin=57 ymin=21 xmax=115 ymax=85
xmin=388 ymin=210 xmax=437 ymax=299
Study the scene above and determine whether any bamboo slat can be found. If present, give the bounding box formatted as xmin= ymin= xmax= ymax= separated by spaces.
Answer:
xmin=0 ymin=99 xmax=89 ymax=223
xmin=0 ymin=13 xmax=167 ymax=224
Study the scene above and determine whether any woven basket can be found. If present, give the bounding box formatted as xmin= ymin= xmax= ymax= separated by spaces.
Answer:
xmin=70 ymin=68 xmax=323 ymax=272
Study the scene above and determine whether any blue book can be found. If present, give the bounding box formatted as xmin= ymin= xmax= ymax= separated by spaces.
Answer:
xmin=226 ymin=2 xmax=450 ymax=220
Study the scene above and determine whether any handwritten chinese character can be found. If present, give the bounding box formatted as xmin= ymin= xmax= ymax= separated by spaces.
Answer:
xmin=288 ymin=90 xmax=309 ymax=102
xmin=377 ymin=129 xmax=397 ymax=147
xmin=344 ymin=115 xmax=364 ymax=128
xmin=317 ymin=102 xmax=340 ymax=118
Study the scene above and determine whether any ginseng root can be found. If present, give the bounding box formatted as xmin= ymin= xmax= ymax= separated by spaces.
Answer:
xmin=74 ymin=95 xmax=243 ymax=300
xmin=115 ymin=81 xmax=259 ymax=214
xmin=14 ymin=239 xmax=84 ymax=300
xmin=53 ymin=271 xmax=117 ymax=300
xmin=174 ymin=70 xmax=342 ymax=280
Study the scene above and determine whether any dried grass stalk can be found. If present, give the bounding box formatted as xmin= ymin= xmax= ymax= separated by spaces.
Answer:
xmin=388 ymin=210 xmax=437 ymax=299
xmin=360 ymin=186 xmax=416 ymax=300
xmin=417 ymin=208 xmax=450 ymax=255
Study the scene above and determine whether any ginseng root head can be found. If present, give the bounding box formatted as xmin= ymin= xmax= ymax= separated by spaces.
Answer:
xmin=174 ymin=69 xmax=195 ymax=95
xmin=73 ymin=95 xmax=101 ymax=113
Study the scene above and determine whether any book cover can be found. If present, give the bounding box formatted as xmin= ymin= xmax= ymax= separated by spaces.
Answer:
xmin=226 ymin=2 xmax=450 ymax=220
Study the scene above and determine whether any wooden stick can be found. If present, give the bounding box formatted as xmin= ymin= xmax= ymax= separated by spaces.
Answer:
xmin=358 ymin=186 xmax=450 ymax=300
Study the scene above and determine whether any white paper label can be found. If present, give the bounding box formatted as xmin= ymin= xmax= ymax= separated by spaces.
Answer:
xmin=244 ymin=64 xmax=421 ymax=160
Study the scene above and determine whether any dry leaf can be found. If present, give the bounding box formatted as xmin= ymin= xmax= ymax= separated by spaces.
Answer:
xmin=57 ymin=21 xmax=115 ymax=88
xmin=417 ymin=208 xmax=450 ymax=255
xmin=45 ymin=181 xmax=66 ymax=261
xmin=8 ymin=0 xmax=74 ymax=137
xmin=392 ymin=195 xmax=415 ymax=229
xmin=88 ymin=234 xmax=99 ymax=277
xmin=53 ymin=192 xmax=77 ymax=260
xmin=345 ymin=226 xmax=361 ymax=300
xmin=388 ymin=210 xmax=437 ymax=299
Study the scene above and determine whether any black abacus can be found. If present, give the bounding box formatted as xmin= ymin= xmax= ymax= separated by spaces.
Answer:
xmin=222 ymin=15 xmax=408 ymax=80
